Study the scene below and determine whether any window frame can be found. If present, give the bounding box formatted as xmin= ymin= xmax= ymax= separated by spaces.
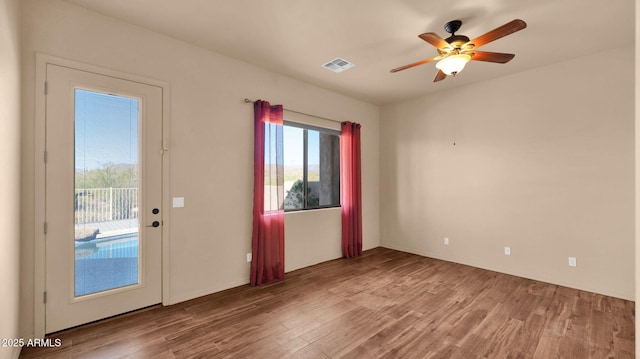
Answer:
xmin=283 ymin=120 xmax=341 ymax=212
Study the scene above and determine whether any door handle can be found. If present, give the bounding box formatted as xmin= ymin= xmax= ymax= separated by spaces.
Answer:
xmin=146 ymin=221 xmax=160 ymax=228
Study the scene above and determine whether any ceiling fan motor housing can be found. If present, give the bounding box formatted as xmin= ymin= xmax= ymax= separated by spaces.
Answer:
xmin=443 ymin=20 xmax=470 ymax=52
xmin=445 ymin=35 xmax=470 ymax=47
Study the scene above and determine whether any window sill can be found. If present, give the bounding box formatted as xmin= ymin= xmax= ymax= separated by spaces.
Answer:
xmin=284 ymin=206 xmax=341 ymax=215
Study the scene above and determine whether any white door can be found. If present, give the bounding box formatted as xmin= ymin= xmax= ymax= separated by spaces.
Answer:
xmin=45 ymin=64 xmax=163 ymax=333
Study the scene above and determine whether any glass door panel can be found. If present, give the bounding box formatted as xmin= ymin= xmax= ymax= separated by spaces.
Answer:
xmin=73 ymin=89 xmax=140 ymax=297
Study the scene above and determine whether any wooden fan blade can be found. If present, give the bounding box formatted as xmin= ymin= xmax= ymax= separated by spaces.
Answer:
xmin=470 ymin=51 xmax=515 ymax=63
xmin=390 ymin=56 xmax=441 ymax=73
xmin=465 ymin=19 xmax=526 ymax=49
xmin=419 ymin=32 xmax=450 ymax=50
xmin=433 ymin=70 xmax=447 ymax=82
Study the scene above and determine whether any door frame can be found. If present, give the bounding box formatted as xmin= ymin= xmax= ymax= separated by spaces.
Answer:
xmin=34 ymin=54 xmax=172 ymax=338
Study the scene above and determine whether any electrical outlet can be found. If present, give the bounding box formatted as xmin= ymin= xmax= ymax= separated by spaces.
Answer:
xmin=568 ymin=257 xmax=577 ymax=267
xmin=504 ymin=246 xmax=511 ymax=256
xmin=247 ymin=253 xmax=252 ymax=262
xmin=444 ymin=237 xmax=449 ymax=245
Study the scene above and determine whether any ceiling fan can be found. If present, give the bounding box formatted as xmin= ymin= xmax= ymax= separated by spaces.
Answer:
xmin=390 ymin=19 xmax=527 ymax=82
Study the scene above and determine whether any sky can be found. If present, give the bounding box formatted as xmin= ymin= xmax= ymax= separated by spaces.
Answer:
xmin=74 ymin=89 xmax=139 ymax=171
xmin=283 ymin=126 xmax=319 ymax=167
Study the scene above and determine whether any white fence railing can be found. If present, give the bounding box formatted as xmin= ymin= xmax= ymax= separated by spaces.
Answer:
xmin=75 ymin=188 xmax=138 ymax=224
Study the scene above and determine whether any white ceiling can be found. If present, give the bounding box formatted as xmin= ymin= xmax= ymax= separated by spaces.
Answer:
xmin=63 ymin=0 xmax=635 ymax=105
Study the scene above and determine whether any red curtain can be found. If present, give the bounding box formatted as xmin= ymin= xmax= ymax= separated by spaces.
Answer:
xmin=340 ymin=121 xmax=362 ymax=258
xmin=250 ymin=100 xmax=285 ymax=285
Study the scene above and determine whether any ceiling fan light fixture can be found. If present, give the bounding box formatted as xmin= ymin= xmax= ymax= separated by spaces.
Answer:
xmin=435 ymin=54 xmax=471 ymax=75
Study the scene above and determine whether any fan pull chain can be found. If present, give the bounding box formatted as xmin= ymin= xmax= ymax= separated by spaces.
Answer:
xmin=452 ymin=74 xmax=458 ymax=146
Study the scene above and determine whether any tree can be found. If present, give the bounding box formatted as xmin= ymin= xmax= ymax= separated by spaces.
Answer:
xmin=76 ymin=162 xmax=137 ymax=188
xmin=284 ymin=179 xmax=319 ymax=209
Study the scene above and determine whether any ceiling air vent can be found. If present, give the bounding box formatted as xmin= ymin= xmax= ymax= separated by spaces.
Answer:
xmin=322 ymin=58 xmax=355 ymax=73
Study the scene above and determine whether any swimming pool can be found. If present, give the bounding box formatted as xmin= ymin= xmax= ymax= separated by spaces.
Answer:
xmin=75 ymin=233 xmax=139 ymax=260
xmin=75 ymin=233 xmax=139 ymax=297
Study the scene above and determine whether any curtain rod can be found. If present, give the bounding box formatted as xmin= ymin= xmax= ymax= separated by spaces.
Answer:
xmin=243 ymin=98 xmax=343 ymax=124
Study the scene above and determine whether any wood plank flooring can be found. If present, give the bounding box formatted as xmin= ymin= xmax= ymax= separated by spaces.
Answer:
xmin=20 ymin=247 xmax=635 ymax=358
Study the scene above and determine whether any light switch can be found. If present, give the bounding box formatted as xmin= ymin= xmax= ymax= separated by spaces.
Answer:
xmin=172 ymin=197 xmax=184 ymax=208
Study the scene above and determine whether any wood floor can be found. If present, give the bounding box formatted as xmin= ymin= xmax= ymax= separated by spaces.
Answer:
xmin=21 ymin=247 xmax=634 ymax=358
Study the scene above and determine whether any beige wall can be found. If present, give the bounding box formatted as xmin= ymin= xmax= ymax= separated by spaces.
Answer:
xmin=0 ymin=0 xmax=21 ymax=358
xmin=381 ymin=48 xmax=635 ymax=300
xmin=20 ymin=0 xmax=379 ymax=337
xmin=285 ymin=209 xmax=342 ymax=272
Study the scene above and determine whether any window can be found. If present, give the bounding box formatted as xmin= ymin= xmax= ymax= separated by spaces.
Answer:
xmin=283 ymin=122 xmax=340 ymax=211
